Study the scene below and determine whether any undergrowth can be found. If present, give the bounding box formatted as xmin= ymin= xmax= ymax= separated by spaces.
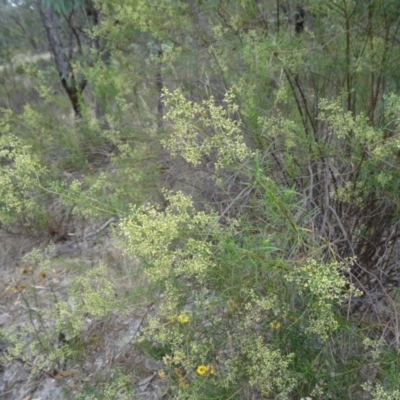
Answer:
xmin=2 ymin=2 xmax=400 ymax=398
xmin=1 ymin=87 xmax=400 ymax=399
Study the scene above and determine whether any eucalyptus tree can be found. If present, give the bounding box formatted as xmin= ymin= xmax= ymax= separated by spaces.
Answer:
xmin=36 ymin=0 xmax=104 ymax=117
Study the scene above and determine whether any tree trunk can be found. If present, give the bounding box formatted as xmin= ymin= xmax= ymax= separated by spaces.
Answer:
xmin=36 ymin=0 xmax=86 ymax=117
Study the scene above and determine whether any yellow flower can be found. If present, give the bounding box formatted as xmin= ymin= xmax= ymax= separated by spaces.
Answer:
xmin=270 ymin=320 xmax=281 ymax=331
xmin=196 ymin=365 xmax=209 ymax=376
xmin=177 ymin=314 xmax=189 ymax=324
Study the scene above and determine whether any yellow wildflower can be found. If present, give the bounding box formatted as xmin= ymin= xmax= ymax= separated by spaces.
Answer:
xmin=196 ymin=365 xmax=209 ymax=376
xmin=270 ymin=320 xmax=281 ymax=331
xmin=177 ymin=314 xmax=189 ymax=324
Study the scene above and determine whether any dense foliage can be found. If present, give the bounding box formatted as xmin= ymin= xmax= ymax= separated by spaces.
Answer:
xmin=2 ymin=0 xmax=400 ymax=399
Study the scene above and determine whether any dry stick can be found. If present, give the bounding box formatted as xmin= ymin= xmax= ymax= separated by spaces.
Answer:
xmin=346 ymin=267 xmax=374 ymax=320
xmin=327 ymin=204 xmax=364 ymax=319
xmin=307 ymin=157 xmax=315 ymax=206
xmin=369 ymin=234 xmax=400 ymax=346
xmin=217 ymin=186 xmax=252 ymax=223
xmin=328 ymin=205 xmax=352 ymax=251
xmin=318 ymin=163 xmax=331 ymax=240
xmin=84 ymin=217 xmax=118 ymax=240
xmin=347 ymin=253 xmax=395 ymax=328
xmin=362 ymin=267 xmax=399 ymax=347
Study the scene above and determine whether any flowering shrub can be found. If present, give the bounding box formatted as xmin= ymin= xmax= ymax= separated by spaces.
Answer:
xmin=117 ymin=183 xmax=365 ymax=398
xmin=162 ymin=89 xmax=252 ymax=170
